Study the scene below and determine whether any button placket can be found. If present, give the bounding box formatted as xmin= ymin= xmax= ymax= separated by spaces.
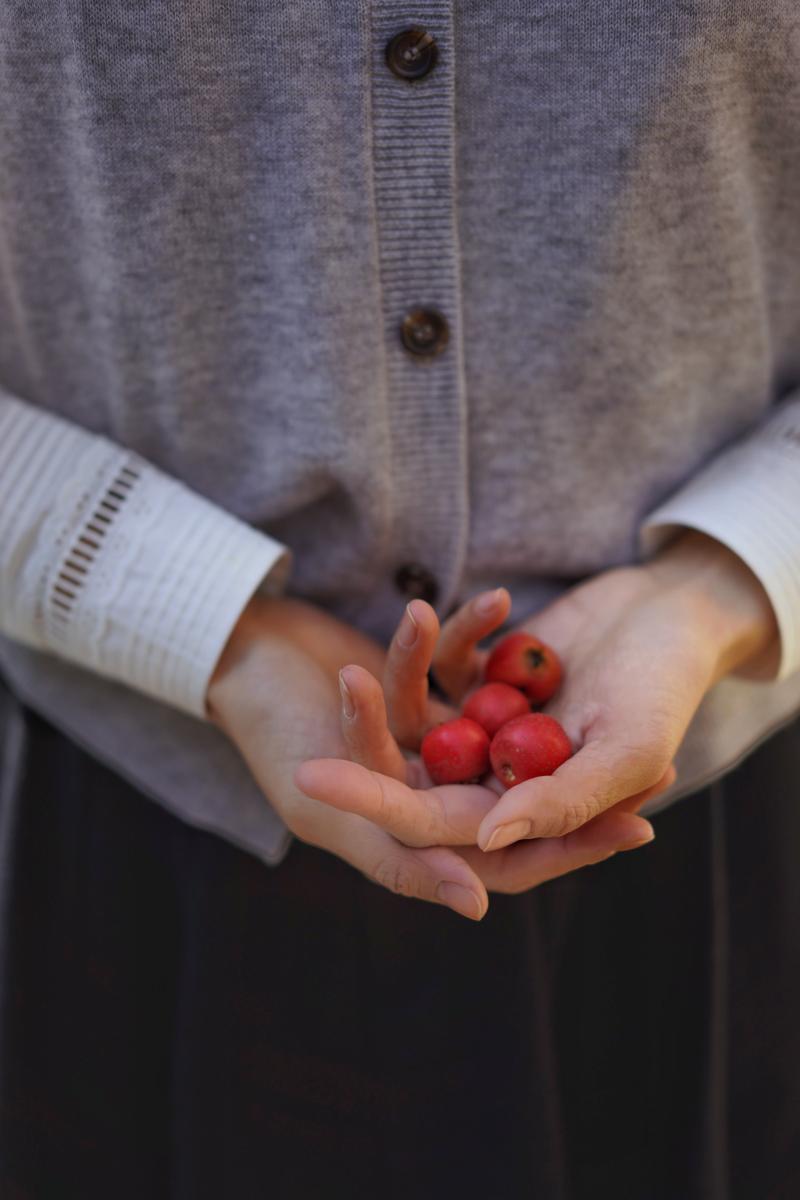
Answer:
xmin=371 ymin=3 xmax=469 ymax=616
xmin=384 ymin=26 xmax=449 ymax=364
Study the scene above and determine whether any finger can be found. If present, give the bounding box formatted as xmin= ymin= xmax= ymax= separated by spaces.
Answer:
xmin=327 ymin=817 xmax=489 ymax=920
xmin=476 ymin=730 xmax=672 ymax=851
xmin=338 ymin=664 xmax=409 ymax=781
xmin=462 ymin=765 xmax=675 ymax=896
xmin=295 ymin=798 xmax=489 ymax=920
xmin=383 ymin=600 xmax=441 ymax=749
xmin=458 ymin=804 xmax=656 ymax=895
xmin=431 ymin=587 xmax=512 ymax=703
xmin=293 ymin=757 xmax=497 ymax=847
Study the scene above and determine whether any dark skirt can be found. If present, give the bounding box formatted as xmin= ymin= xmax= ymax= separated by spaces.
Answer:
xmin=1 ymin=679 xmax=799 ymax=1200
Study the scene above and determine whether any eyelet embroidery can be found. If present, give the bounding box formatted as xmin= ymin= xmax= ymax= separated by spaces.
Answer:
xmin=45 ymin=461 xmax=141 ymax=644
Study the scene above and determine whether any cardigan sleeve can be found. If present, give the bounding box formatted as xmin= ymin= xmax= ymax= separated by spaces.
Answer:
xmin=638 ymin=391 xmax=800 ymax=683
xmin=0 ymin=388 xmax=292 ymax=718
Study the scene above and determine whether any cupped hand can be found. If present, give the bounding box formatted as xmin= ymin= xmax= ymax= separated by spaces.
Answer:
xmin=206 ymin=592 xmax=493 ymax=920
xmin=431 ymin=530 xmax=779 ymax=856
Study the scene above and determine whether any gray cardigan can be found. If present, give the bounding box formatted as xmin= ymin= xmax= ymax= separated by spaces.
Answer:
xmin=1 ymin=1 xmax=800 ymax=865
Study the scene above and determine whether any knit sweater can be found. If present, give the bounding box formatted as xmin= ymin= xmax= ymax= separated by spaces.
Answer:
xmin=1 ymin=1 xmax=799 ymax=866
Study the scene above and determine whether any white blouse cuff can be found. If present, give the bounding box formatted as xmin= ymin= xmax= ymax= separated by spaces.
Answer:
xmin=638 ymin=396 xmax=800 ymax=683
xmin=1 ymin=396 xmax=292 ymax=718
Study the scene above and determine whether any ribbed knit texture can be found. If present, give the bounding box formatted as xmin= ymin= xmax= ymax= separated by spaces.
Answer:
xmin=370 ymin=3 xmax=469 ymax=595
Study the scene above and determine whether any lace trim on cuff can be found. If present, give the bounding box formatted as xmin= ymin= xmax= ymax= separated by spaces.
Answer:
xmin=45 ymin=461 xmax=142 ymax=649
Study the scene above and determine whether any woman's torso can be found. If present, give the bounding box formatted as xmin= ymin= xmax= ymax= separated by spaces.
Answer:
xmin=1 ymin=1 xmax=799 ymax=859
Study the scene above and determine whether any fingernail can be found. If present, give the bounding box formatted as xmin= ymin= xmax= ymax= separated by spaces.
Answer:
xmin=475 ymin=588 xmax=503 ymax=616
xmin=396 ymin=603 xmax=419 ymax=649
xmin=482 ymin=819 xmax=532 ymax=852
xmin=338 ymin=670 xmax=355 ymax=720
xmin=436 ymin=881 xmax=485 ymax=920
xmin=618 ymin=826 xmax=656 ymax=852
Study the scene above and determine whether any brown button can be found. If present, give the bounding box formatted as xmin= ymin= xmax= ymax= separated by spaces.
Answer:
xmin=393 ymin=562 xmax=439 ymax=605
xmin=400 ymin=308 xmax=449 ymax=357
xmin=385 ymin=28 xmax=439 ymax=81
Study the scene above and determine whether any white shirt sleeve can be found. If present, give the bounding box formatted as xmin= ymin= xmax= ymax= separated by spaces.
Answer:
xmin=0 ymin=390 xmax=293 ymax=718
xmin=638 ymin=393 xmax=800 ymax=683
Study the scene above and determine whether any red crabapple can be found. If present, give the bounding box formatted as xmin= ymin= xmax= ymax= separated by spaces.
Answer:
xmin=421 ymin=717 xmax=491 ymax=785
xmin=489 ymin=713 xmax=572 ymax=788
xmin=484 ymin=631 xmax=563 ymax=704
xmin=462 ymin=682 xmax=530 ymax=738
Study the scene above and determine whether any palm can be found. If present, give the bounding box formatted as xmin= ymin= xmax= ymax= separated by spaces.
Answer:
xmin=526 ymin=564 xmax=717 ymax=763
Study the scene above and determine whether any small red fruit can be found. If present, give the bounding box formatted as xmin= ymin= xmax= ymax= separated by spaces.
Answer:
xmin=489 ymin=713 xmax=572 ymax=788
xmin=462 ymin=682 xmax=530 ymax=738
xmin=484 ymin=631 xmax=563 ymax=704
xmin=421 ymin=717 xmax=491 ymax=785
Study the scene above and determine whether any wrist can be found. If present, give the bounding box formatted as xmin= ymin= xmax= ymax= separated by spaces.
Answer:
xmin=642 ymin=529 xmax=780 ymax=683
xmin=205 ymin=591 xmax=283 ymax=725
